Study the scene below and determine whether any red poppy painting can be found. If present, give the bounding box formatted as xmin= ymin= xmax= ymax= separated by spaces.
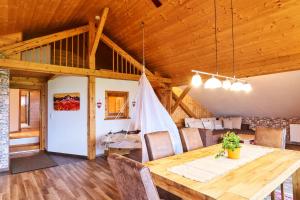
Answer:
xmin=54 ymin=93 xmax=80 ymax=111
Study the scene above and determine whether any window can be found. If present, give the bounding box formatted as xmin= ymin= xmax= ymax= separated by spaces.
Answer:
xmin=105 ymin=91 xmax=129 ymax=120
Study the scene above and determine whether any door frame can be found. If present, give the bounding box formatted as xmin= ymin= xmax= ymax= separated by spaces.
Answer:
xmin=9 ymin=81 xmax=47 ymax=151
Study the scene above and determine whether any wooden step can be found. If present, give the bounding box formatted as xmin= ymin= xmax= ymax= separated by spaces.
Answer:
xmin=10 ymin=130 xmax=39 ymax=139
xmin=10 ymin=143 xmax=39 ymax=153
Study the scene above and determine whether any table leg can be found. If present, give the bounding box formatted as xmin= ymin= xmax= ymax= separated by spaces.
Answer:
xmin=271 ymin=191 xmax=275 ymax=200
xmin=281 ymin=183 xmax=284 ymax=200
xmin=293 ymin=168 xmax=300 ymax=199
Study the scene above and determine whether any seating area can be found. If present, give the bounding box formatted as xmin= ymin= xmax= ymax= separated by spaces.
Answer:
xmin=107 ymin=126 xmax=291 ymax=200
xmin=1 ymin=1 xmax=300 ymax=200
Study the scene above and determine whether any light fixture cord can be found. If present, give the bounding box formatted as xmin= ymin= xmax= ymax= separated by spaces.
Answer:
xmin=230 ymin=0 xmax=235 ymax=77
xmin=214 ymin=0 xmax=218 ymax=74
xmin=141 ymin=21 xmax=145 ymax=74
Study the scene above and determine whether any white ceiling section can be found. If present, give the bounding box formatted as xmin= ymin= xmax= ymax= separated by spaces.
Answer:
xmin=186 ymin=70 xmax=300 ymax=118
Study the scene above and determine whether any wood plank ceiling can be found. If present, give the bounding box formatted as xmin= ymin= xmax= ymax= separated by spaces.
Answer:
xmin=0 ymin=0 xmax=300 ymax=85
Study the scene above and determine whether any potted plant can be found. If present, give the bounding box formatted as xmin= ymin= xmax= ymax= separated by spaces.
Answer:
xmin=216 ymin=132 xmax=241 ymax=159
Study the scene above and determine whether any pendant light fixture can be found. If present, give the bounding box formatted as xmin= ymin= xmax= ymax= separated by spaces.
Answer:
xmin=141 ymin=22 xmax=146 ymax=74
xmin=229 ymin=0 xmax=241 ymax=92
xmin=228 ymin=0 xmax=252 ymax=92
xmin=191 ymin=0 xmax=252 ymax=93
xmin=222 ymin=79 xmax=232 ymax=90
xmin=204 ymin=0 xmax=222 ymax=89
xmin=192 ymin=73 xmax=202 ymax=87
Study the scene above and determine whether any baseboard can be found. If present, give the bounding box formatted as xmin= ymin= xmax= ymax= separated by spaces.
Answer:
xmin=286 ymin=142 xmax=300 ymax=145
xmin=0 ymin=167 xmax=9 ymax=173
xmin=45 ymin=150 xmax=88 ymax=159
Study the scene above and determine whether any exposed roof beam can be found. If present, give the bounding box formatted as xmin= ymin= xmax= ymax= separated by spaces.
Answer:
xmin=172 ymin=91 xmax=197 ymax=118
xmin=90 ymin=7 xmax=109 ymax=56
xmin=171 ymin=85 xmax=192 ymax=114
xmin=0 ymin=26 xmax=89 ymax=56
xmin=0 ymin=59 xmax=171 ymax=84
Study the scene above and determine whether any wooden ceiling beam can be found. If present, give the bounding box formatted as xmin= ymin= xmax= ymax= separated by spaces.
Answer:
xmin=0 ymin=59 xmax=171 ymax=83
xmin=172 ymin=91 xmax=197 ymax=118
xmin=90 ymin=7 xmax=109 ymax=57
xmin=0 ymin=26 xmax=89 ymax=56
xmin=171 ymin=85 xmax=192 ymax=114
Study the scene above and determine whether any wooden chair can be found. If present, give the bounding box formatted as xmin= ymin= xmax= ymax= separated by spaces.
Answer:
xmin=144 ymin=131 xmax=175 ymax=161
xmin=179 ymin=128 xmax=203 ymax=152
xmin=144 ymin=131 xmax=182 ymax=200
xmin=255 ymin=127 xmax=286 ymax=200
xmin=107 ymin=153 xmax=160 ymax=200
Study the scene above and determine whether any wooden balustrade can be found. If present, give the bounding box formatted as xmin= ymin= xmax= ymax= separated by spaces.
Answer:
xmin=111 ymin=49 xmax=141 ymax=75
xmin=18 ymin=27 xmax=143 ymax=75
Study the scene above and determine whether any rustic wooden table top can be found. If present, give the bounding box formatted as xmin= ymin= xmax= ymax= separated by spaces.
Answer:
xmin=145 ymin=144 xmax=300 ymax=200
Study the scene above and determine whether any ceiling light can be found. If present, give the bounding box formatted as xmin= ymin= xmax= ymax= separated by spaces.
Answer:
xmin=231 ymin=81 xmax=244 ymax=91
xmin=191 ymin=73 xmax=202 ymax=87
xmin=243 ymin=82 xmax=252 ymax=93
xmin=222 ymin=79 xmax=232 ymax=90
xmin=204 ymin=76 xmax=222 ymax=89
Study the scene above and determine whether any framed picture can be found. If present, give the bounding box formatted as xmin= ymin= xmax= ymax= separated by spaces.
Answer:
xmin=54 ymin=93 xmax=80 ymax=111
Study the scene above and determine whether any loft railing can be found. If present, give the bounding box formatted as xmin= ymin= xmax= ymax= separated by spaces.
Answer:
xmin=0 ymin=25 xmax=144 ymax=75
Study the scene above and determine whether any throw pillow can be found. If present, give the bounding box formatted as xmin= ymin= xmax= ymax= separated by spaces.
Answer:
xmin=214 ymin=119 xmax=223 ymax=130
xmin=223 ymin=118 xmax=233 ymax=129
xmin=185 ymin=118 xmax=195 ymax=128
xmin=231 ymin=117 xmax=242 ymax=129
xmin=189 ymin=120 xmax=204 ymax=129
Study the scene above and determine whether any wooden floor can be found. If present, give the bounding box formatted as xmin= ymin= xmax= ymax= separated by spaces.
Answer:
xmin=1 ymin=144 xmax=300 ymax=200
xmin=0 ymin=157 xmax=120 ymax=200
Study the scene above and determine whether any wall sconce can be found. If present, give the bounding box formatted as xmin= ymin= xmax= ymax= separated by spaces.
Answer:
xmin=97 ymin=100 xmax=102 ymax=109
xmin=132 ymin=100 xmax=136 ymax=107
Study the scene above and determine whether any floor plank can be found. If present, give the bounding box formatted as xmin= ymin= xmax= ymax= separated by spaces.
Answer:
xmin=0 ymin=157 xmax=120 ymax=200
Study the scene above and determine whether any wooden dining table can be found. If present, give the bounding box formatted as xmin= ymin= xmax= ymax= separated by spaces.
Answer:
xmin=145 ymin=144 xmax=300 ymax=200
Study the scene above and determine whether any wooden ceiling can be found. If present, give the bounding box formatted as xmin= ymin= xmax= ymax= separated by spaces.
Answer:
xmin=1 ymin=0 xmax=300 ymax=85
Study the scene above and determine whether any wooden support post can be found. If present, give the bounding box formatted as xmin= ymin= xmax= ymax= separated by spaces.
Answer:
xmin=40 ymin=83 xmax=48 ymax=150
xmin=89 ymin=21 xmax=96 ymax=69
xmin=90 ymin=7 xmax=109 ymax=57
xmin=87 ymin=20 xmax=96 ymax=160
xmin=88 ymin=75 xmax=96 ymax=160
xmin=171 ymin=85 xmax=192 ymax=114
xmin=166 ymin=87 xmax=172 ymax=114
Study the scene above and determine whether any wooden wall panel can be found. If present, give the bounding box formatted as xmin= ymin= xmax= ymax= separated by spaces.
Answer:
xmin=171 ymin=87 xmax=212 ymax=127
xmin=0 ymin=32 xmax=22 ymax=60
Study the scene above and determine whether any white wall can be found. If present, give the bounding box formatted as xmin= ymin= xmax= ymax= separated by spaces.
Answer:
xmin=10 ymin=137 xmax=39 ymax=146
xmin=9 ymin=89 xmax=19 ymax=132
xmin=96 ymin=78 xmax=138 ymax=155
xmin=186 ymin=70 xmax=300 ymax=118
xmin=47 ymin=76 xmax=88 ymax=156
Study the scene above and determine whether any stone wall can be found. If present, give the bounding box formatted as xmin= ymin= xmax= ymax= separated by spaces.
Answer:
xmin=242 ymin=117 xmax=300 ymax=142
xmin=0 ymin=69 xmax=9 ymax=171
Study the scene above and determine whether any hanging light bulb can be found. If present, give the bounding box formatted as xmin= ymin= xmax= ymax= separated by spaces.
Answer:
xmin=204 ymin=76 xmax=222 ymax=89
xmin=231 ymin=81 xmax=244 ymax=91
xmin=191 ymin=73 xmax=202 ymax=87
xmin=243 ymin=82 xmax=252 ymax=92
xmin=222 ymin=79 xmax=232 ymax=90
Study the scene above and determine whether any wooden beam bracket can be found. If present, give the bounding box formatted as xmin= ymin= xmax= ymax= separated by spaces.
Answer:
xmin=171 ymin=85 xmax=192 ymax=114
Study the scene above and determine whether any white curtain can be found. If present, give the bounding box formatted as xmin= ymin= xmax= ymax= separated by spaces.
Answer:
xmin=130 ymin=73 xmax=183 ymax=162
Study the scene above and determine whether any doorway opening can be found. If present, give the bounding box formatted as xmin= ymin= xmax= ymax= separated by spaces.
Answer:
xmin=9 ymin=89 xmax=41 ymax=153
